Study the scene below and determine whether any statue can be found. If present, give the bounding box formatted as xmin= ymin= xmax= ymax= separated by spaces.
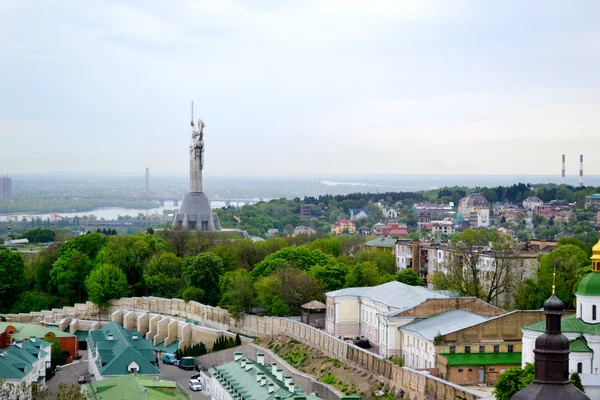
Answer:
xmin=190 ymin=119 xmax=205 ymax=169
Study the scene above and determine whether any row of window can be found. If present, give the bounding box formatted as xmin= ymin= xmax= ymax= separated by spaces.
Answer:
xmin=449 ymin=344 xmax=514 ymax=354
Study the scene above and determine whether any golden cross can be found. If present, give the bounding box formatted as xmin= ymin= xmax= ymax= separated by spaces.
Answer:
xmin=552 ymin=266 xmax=556 ymax=295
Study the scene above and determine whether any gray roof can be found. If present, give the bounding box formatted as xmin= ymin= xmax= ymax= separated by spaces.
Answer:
xmin=326 ymin=281 xmax=450 ymax=311
xmin=401 ymin=309 xmax=488 ymax=341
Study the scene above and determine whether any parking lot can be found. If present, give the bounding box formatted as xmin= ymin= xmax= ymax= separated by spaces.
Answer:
xmin=159 ymin=364 xmax=210 ymax=399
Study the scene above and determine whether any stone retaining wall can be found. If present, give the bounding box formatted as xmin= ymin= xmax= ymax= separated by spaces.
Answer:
xmin=7 ymin=297 xmax=482 ymax=400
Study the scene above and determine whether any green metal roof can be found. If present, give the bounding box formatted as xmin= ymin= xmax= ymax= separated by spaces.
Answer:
xmin=576 ymin=273 xmax=600 ymax=296
xmin=570 ymin=337 xmax=592 ymax=353
xmin=210 ymin=358 xmax=321 ymax=400
xmin=440 ymin=352 xmax=522 ymax=366
xmin=524 ymin=313 xmax=600 ymax=334
xmin=153 ymin=340 xmax=179 ymax=353
xmin=73 ymin=330 xmax=90 ymax=341
xmin=365 ymin=238 xmax=397 ymax=248
xmin=83 ymin=374 xmax=188 ymax=399
xmin=87 ymin=322 xmax=160 ymax=377
xmin=586 ymin=194 xmax=600 ymax=200
xmin=0 ymin=322 xmax=74 ymax=340
xmin=0 ymin=340 xmax=51 ymax=380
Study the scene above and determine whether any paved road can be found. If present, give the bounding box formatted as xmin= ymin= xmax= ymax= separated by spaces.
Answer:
xmin=159 ymin=364 xmax=210 ymax=399
xmin=46 ymin=355 xmax=89 ymax=393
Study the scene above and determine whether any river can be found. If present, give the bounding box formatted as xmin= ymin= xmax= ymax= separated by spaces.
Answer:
xmin=0 ymin=200 xmax=229 ymax=222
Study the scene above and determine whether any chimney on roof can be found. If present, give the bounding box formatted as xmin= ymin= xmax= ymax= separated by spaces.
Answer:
xmin=14 ymin=340 xmax=22 ymax=349
xmin=268 ymin=383 xmax=275 ymax=394
xmin=107 ymin=333 xmax=113 ymax=341
xmin=260 ymin=376 xmax=267 ymax=386
xmin=276 ymin=368 xmax=283 ymax=381
xmin=241 ymin=358 xmax=246 ymax=368
xmin=132 ymin=333 xmax=138 ymax=340
xmin=257 ymin=352 xmax=265 ymax=366
xmin=284 ymin=376 xmax=292 ymax=388
xmin=245 ymin=360 xmax=254 ymax=371
xmin=234 ymin=352 xmax=243 ymax=361
xmin=288 ymin=382 xmax=296 ymax=393
xmin=271 ymin=362 xmax=277 ymax=375
xmin=256 ymin=372 xmax=264 ymax=382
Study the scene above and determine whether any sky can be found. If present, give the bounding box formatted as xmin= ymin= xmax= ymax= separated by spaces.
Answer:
xmin=1 ymin=0 xmax=599 ymax=178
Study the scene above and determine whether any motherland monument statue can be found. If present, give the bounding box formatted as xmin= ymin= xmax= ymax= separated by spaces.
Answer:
xmin=172 ymin=102 xmax=221 ymax=231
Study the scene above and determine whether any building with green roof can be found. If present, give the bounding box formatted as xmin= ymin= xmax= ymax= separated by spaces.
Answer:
xmin=0 ymin=337 xmax=51 ymax=395
xmin=82 ymin=374 xmax=189 ymax=400
xmin=87 ymin=322 xmax=160 ymax=381
xmin=209 ymin=352 xmax=360 ymax=400
xmin=0 ymin=322 xmax=79 ymax=359
xmin=522 ymin=238 xmax=600 ymax=382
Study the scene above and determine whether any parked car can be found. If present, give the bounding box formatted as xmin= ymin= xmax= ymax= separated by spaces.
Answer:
xmin=78 ymin=376 xmax=86 ymax=384
xmin=195 ymin=363 xmax=205 ymax=372
xmin=190 ymin=372 xmax=201 ymax=379
xmin=189 ymin=379 xmax=202 ymax=391
xmin=161 ymin=353 xmax=177 ymax=365
xmin=179 ymin=356 xmax=195 ymax=370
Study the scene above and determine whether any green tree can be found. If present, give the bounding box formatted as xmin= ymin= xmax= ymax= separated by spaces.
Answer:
xmin=219 ymin=269 xmax=256 ymax=317
xmin=395 ymin=268 xmax=423 ymax=286
xmin=182 ymin=287 xmax=205 ymax=303
xmin=514 ymin=278 xmax=546 ymax=310
xmin=570 ymin=372 xmax=585 ymax=392
xmin=50 ymin=250 xmax=91 ymax=303
xmin=251 ymin=246 xmax=334 ymax=278
xmin=539 ymin=244 xmax=590 ymax=307
xmin=20 ymin=228 xmax=56 ymax=243
xmin=0 ymin=249 xmax=26 ymax=311
xmin=255 ymin=267 xmax=321 ymax=316
xmin=558 ymin=237 xmax=592 ymax=258
xmin=59 ymin=233 xmax=107 ymax=259
xmin=11 ymin=292 xmax=52 ymax=314
xmin=345 ymin=261 xmax=380 ymax=288
xmin=353 ymin=249 xmax=396 ymax=275
xmin=85 ymin=264 xmax=129 ymax=310
xmin=182 ymin=252 xmax=224 ymax=304
xmin=309 ymin=263 xmax=349 ymax=291
xmin=144 ymin=252 xmax=184 ymax=298
xmin=493 ymin=363 xmax=534 ymax=400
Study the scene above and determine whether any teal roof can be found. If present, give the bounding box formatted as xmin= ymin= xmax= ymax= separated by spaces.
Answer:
xmin=0 ymin=322 xmax=74 ymax=340
xmin=83 ymin=374 xmax=189 ymax=399
xmin=586 ymin=194 xmax=600 ymax=200
xmin=571 ymin=337 xmax=592 ymax=353
xmin=0 ymin=339 xmax=51 ymax=380
xmin=365 ymin=238 xmax=397 ymax=248
xmin=440 ymin=352 xmax=522 ymax=366
xmin=73 ymin=330 xmax=90 ymax=341
xmin=153 ymin=340 xmax=179 ymax=353
xmin=576 ymin=273 xmax=600 ymax=296
xmin=87 ymin=322 xmax=160 ymax=377
xmin=524 ymin=313 xmax=600 ymax=334
xmin=210 ymin=357 xmax=321 ymax=400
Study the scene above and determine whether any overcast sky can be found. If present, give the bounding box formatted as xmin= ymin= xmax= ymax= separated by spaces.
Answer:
xmin=1 ymin=0 xmax=599 ymax=177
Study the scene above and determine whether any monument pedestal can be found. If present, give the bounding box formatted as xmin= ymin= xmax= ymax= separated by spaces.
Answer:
xmin=172 ymin=192 xmax=221 ymax=231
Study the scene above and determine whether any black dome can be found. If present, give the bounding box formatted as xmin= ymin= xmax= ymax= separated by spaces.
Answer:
xmin=543 ymin=294 xmax=564 ymax=312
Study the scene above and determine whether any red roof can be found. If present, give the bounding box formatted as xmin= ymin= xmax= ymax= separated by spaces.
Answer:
xmin=389 ymin=229 xmax=408 ymax=235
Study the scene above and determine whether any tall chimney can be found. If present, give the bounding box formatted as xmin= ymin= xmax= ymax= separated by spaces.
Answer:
xmin=562 ymin=154 xmax=566 ymax=184
xmin=580 ymin=154 xmax=584 ymax=187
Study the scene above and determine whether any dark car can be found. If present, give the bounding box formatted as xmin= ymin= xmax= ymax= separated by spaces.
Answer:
xmin=190 ymin=372 xmax=201 ymax=379
xmin=78 ymin=376 xmax=86 ymax=384
xmin=195 ymin=363 xmax=205 ymax=372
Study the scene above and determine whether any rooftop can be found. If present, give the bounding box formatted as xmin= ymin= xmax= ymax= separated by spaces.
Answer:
xmin=83 ymin=374 xmax=189 ymax=399
xmin=364 ymin=237 xmax=397 ymax=248
xmin=87 ymin=322 xmax=160 ymax=377
xmin=524 ymin=314 xmax=600 ymax=335
xmin=0 ymin=339 xmax=51 ymax=380
xmin=326 ymin=281 xmax=450 ymax=311
xmin=0 ymin=322 xmax=75 ymax=340
xmin=570 ymin=337 xmax=592 ymax=353
xmin=401 ymin=309 xmax=488 ymax=341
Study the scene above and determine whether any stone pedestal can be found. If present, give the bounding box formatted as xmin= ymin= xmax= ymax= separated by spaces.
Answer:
xmin=172 ymin=192 xmax=221 ymax=231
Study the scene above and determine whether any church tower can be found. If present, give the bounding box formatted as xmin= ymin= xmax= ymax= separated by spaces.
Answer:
xmin=575 ymin=240 xmax=600 ymax=323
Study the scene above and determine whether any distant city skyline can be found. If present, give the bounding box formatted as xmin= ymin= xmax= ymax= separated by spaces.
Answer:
xmin=0 ymin=0 xmax=598 ymax=176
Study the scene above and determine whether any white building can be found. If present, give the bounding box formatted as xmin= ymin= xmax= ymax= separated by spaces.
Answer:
xmin=383 ymin=208 xmax=398 ymax=219
xmin=431 ymin=221 xmax=455 ymax=236
xmin=522 ymin=196 xmax=543 ymax=212
xmin=0 ymin=338 xmax=51 ymax=398
xmin=292 ymin=226 xmax=316 ymax=236
xmin=521 ymin=239 xmax=600 ymax=393
xmin=401 ymin=309 xmax=488 ymax=369
xmin=458 ymin=193 xmax=490 ymax=228
xmin=350 ymin=209 xmax=369 ymax=220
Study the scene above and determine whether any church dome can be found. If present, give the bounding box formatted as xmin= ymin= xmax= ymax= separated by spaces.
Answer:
xmin=593 ymin=239 xmax=600 ymax=257
xmin=576 ymin=272 xmax=600 ymax=296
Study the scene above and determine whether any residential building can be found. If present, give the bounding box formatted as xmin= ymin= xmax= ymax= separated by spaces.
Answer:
xmin=383 ymin=208 xmax=398 ymax=219
xmin=0 ymin=176 xmax=12 ymax=200
xmin=209 ymin=353 xmax=328 ymax=400
xmin=585 ymin=194 xmax=600 ymax=208
xmin=522 ymin=196 xmax=544 ymax=212
xmin=292 ymin=226 xmax=316 ymax=236
xmin=435 ymin=310 xmax=546 ymax=385
xmin=379 ymin=222 xmax=408 ymax=236
xmin=82 ymin=374 xmax=189 ymax=400
xmin=0 ymin=322 xmax=79 ymax=359
xmin=0 ymin=338 xmax=51 ymax=397
xmin=350 ymin=209 xmax=369 ymax=220
xmin=521 ymin=239 xmax=600 ymax=394
xmin=457 ymin=193 xmax=490 ymax=227
xmin=266 ymin=228 xmax=279 ymax=236
xmin=364 ymin=237 xmax=397 ymax=252
xmin=330 ymin=219 xmax=356 ymax=235
xmin=431 ymin=220 xmax=455 ymax=236
xmin=401 ymin=309 xmax=489 ymax=370
xmin=413 ymin=203 xmax=455 ymax=220
xmin=299 ymin=204 xmax=313 ymax=217
xmin=87 ymin=322 xmax=160 ymax=380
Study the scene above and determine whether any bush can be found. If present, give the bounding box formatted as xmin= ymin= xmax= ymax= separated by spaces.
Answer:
xmin=182 ymin=287 xmax=205 ymax=303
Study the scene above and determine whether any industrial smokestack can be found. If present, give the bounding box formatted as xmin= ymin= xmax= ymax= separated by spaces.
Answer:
xmin=580 ymin=155 xmax=583 ymax=187
xmin=561 ymin=154 xmax=566 ymax=184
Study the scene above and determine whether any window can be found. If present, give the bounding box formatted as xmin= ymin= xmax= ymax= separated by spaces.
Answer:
xmin=489 ymin=368 xmax=495 ymax=372
xmin=458 ymin=369 xmax=464 ymax=372
xmin=507 ymin=345 xmax=514 ymax=353
xmin=468 ymin=368 xmax=473 ymax=372
xmin=479 ymin=346 xmax=485 ymax=353
xmin=494 ymin=345 xmax=500 ymax=353
xmin=450 ymin=345 xmax=456 ymax=354
xmin=465 ymin=346 xmax=471 ymax=354
xmin=578 ymin=362 xmax=583 ymax=374
xmin=593 ymin=305 xmax=597 ymax=321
